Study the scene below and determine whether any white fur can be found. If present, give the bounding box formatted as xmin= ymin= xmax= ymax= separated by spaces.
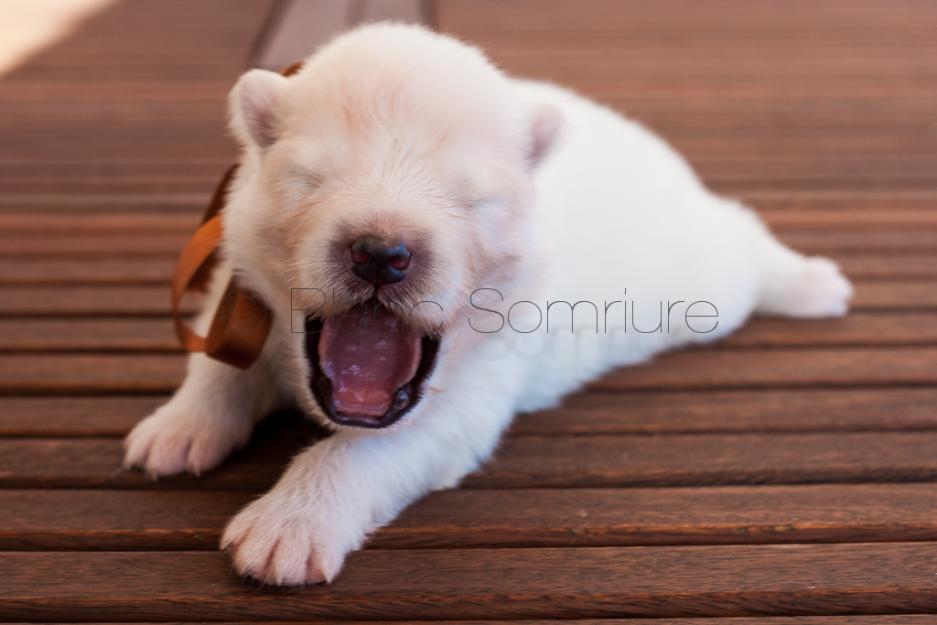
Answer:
xmin=124 ymin=23 xmax=852 ymax=585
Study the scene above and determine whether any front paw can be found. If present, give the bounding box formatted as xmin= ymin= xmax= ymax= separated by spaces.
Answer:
xmin=123 ymin=398 xmax=252 ymax=477
xmin=221 ymin=491 xmax=348 ymax=586
xmin=794 ymin=257 xmax=853 ymax=318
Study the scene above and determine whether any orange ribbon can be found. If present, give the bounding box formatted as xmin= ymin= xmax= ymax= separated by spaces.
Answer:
xmin=171 ymin=165 xmax=272 ymax=369
xmin=172 ymin=62 xmax=305 ymax=369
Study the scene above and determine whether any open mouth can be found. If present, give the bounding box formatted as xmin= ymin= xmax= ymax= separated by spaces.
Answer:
xmin=304 ymin=301 xmax=440 ymax=428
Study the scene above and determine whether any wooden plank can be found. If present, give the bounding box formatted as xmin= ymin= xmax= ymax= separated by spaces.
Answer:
xmin=0 ymin=233 xmax=183 ymax=256
xmin=0 ymin=193 xmax=208 ymax=212
xmin=0 ymin=213 xmax=196 ymax=233
xmin=479 ymin=431 xmax=937 ymax=487
xmin=0 ymin=415 xmax=319 ymax=490
xmin=592 ymin=346 xmax=937 ymax=391
xmin=778 ymin=228 xmax=937 ymax=254
xmin=250 ymin=0 xmax=350 ymax=71
xmin=437 ymin=0 xmax=937 ymax=42
xmin=0 ymin=354 xmax=184 ymax=393
xmin=748 ymin=191 xmax=937 ymax=213
xmin=0 ymin=158 xmax=227 ymax=175
xmin=124 ymin=0 xmax=429 ymax=73
xmin=5 ymin=386 xmax=937 ymax=439
xmin=2 ymin=136 xmax=234 ymax=163
xmin=0 ymin=257 xmax=173 ymax=284
xmin=2 ymin=312 xmax=937 ymax=352
xmin=0 ymin=396 xmax=163 ymax=437
xmin=838 ymin=254 xmax=937 ymax=280
xmin=2 ymin=347 xmax=935 ymax=394
xmin=439 ymin=48 xmax=937 ymax=90
xmin=0 ymin=317 xmax=179 ymax=352
xmin=854 ymin=281 xmax=937 ymax=310
xmin=697 ymin=156 xmax=937 ymax=189
xmin=521 ymin=387 xmax=937 ymax=436
xmin=0 ymin=489 xmax=243 ymax=550
xmin=0 ymin=285 xmax=184 ymax=315
xmin=7 ymin=429 xmax=937 ymax=489
xmin=390 ymin=483 xmax=937 ymax=547
xmin=5 ymin=543 xmax=937 ymax=620
xmin=722 ymin=312 xmax=937 ymax=348
xmin=6 ymin=483 xmax=937 ymax=550
xmin=1 ymin=387 xmax=935 ymax=440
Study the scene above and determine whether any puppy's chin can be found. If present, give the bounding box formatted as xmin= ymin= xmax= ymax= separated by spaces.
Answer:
xmin=303 ymin=300 xmax=441 ymax=429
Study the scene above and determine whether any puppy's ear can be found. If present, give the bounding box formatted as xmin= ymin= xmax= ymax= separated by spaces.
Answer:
xmin=526 ymin=104 xmax=564 ymax=169
xmin=229 ymin=69 xmax=290 ymax=148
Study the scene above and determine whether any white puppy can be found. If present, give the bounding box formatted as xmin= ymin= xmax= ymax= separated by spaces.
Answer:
xmin=124 ymin=23 xmax=852 ymax=585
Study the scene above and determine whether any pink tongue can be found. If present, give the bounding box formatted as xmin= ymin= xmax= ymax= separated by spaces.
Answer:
xmin=318 ymin=305 xmax=421 ymax=417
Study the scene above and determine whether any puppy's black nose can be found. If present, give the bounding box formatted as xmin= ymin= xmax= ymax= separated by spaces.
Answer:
xmin=350 ymin=235 xmax=411 ymax=286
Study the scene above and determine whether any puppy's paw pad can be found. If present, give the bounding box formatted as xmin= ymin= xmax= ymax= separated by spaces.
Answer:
xmin=222 ymin=497 xmax=345 ymax=586
xmin=123 ymin=405 xmax=247 ymax=477
xmin=785 ymin=257 xmax=853 ymax=318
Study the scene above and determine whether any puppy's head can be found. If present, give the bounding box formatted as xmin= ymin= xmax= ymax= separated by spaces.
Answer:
xmin=224 ymin=23 xmax=561 ymax=430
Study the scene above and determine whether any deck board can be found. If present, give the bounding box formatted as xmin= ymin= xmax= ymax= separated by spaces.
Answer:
xmin=2 ymin=0 xmax=936 ymax=621
xmin=6 ymin=430 xmax=937 ymax=490
xmin=3 ymin=347 xmax=937 ymax=393
xmin=6 ymin=483 xmax=937 ymax=550
xmin=5 ymin=544 xmax=937 ymax=620
xmin=3 ymin=386 xmax=937 ymax=438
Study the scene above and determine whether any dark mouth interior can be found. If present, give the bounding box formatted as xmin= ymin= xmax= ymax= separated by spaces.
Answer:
xmin=304 ymin=301 xmax=440 ymax=428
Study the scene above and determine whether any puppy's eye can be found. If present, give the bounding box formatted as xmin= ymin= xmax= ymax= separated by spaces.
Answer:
xmin=279 ymin=170 xmax=324 ymax=203
xmin=470 ymin=196 xmax=506 ymax=214
xmin=293 ymin=170 xmax=324 ymax=191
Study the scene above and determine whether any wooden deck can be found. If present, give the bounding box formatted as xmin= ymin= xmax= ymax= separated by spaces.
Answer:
xmin=3 ymin=0 xmax=937 ymax=622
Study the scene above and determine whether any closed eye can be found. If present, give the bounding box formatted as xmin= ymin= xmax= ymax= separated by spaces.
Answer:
xmin=277 ymin=168 xmax=325 ymax=203
xmin=471 ymin=196 xmax=508 ymax=214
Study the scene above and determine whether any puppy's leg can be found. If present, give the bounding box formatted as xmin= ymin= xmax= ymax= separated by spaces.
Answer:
xmin=124 ymin=266 xmax=285 ymax=477
xmin=754 ymin=231 xmax=853 ymax=318
xmin=221 ymin=381 xmax=515 ymax=585
xmin=123 ymin=349 xmax=282 ymax=476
